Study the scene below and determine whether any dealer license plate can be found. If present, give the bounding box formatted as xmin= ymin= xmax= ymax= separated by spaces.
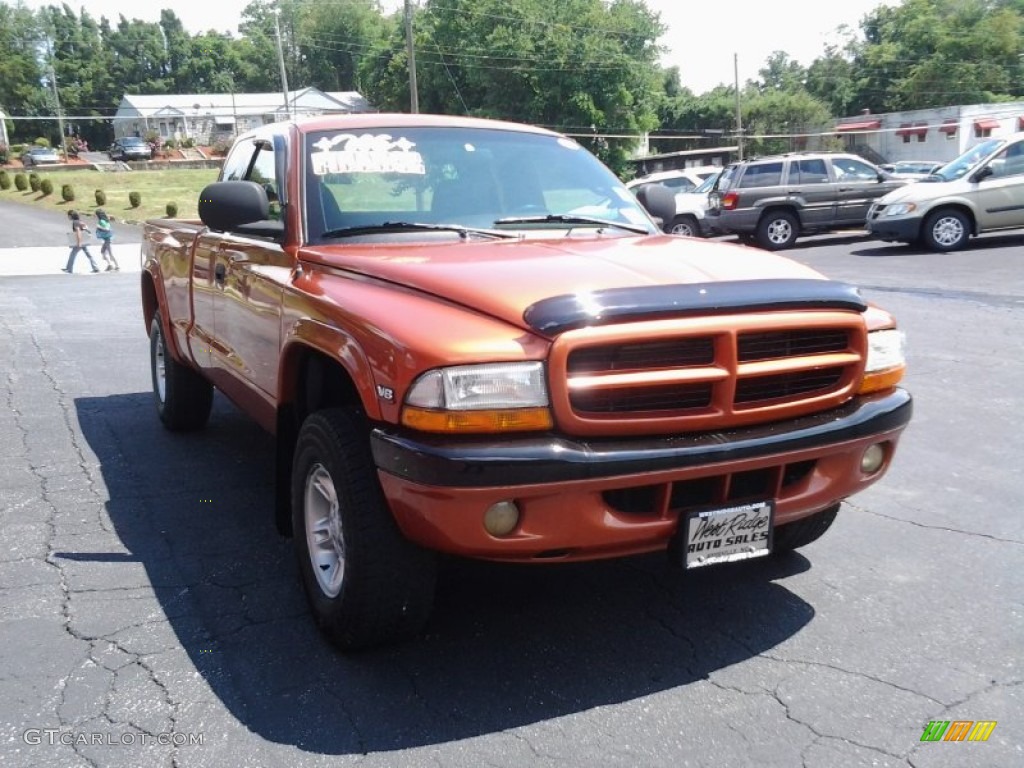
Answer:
xmin=681 ymin=500 xmax=773 ymax=570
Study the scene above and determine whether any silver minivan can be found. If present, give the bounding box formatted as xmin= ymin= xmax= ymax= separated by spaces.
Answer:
xmin=867 ymin=132 xmax=1024 ymax=251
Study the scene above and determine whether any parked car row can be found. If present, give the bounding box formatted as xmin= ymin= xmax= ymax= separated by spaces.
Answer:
xmin=631 ymin=134 xmax=1024 ymax=253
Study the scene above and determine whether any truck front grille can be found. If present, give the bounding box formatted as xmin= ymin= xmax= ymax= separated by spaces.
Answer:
xmin=549 ymin=312 xmax=866 ymax=436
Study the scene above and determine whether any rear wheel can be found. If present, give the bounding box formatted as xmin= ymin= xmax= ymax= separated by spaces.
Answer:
xmin=291 ymin=408 xmax=436 ymax=650
xmin=756 ymin=211 xmax=799 ymax=250
xmin=772 ymin=504 xmax=839 ymax=553
xmin=669 ymin=215 xmax=700 ymax=237
xmin=149 ymin=312 xmax=213 ymax=431
xmin=922 ymin=209 xmax=969 ymax=252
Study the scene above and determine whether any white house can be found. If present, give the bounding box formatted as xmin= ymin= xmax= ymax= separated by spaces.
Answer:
xmin=112 ymin=87 xmax=373 ymax=145
xmin=835 ymin=101 xmax=1024 ymax=165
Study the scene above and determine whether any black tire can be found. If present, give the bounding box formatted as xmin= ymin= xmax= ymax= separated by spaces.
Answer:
xmin=669 ymin=215 xmax=700 ymax=237
xmin=291 ymin=408 xmax=436 ymax=651
xmin=772 ymin=504 xmax=840 ymax=553
xmin=149 ymin=312 xmax=213 ymax=431
xmin=922 ymin=208 xmax=970 ymax=252
xmin=755 ymin=211 xmax=799 ymax=250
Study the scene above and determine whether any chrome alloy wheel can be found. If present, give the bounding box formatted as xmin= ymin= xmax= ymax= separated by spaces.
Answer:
xmin=930 ymin=215 xmax=966 ymax=248
xmin=153 ymin=325 xmax=167 ymax=403
xmin=304 ymin=463 xmax=345 ymax=598
xmin=766 ymin=217 xmax=793 ymax=245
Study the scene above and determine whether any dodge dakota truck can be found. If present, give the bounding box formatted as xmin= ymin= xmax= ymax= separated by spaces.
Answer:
xmin=141 ymin=114 xmax=912 ymax=650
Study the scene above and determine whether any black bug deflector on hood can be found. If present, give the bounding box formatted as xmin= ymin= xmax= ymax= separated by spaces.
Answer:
xmin=522 ymin=279 xmax=868 ymax=335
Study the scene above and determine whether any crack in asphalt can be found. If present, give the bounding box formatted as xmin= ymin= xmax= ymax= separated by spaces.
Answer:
xmin=846 ymin=500 xmax=1024 ymax=546
xmin=1 ymin=304 xmax=190 ymax=767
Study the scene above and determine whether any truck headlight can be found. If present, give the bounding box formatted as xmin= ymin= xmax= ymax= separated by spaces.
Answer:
xmin=858 ymin=329 xmax=906 ymax=394
xmin=884 ymin=203 xmax=917 ymax=216
xmin=402 ymin=362 xmax=553 ymax=433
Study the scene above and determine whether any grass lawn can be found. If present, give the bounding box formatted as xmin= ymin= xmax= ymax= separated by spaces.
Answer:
xmin=0 ymin=167 xmax=219 ymax=223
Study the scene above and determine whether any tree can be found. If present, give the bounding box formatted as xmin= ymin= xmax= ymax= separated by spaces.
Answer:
xmin=0 ymin=3 xmax=48 ymax=142
xmin=359 ymin=0 xmax=665 ymax=174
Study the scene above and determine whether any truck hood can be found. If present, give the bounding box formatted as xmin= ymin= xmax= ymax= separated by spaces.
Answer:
xmin=300 ymin=235 xmax=829 ymax=334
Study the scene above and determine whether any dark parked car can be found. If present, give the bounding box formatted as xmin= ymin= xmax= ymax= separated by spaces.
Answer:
xmin=109 ymin=137 xmax=153 ymax=161
xmin=21 ymin=146 xmax=61 ymax=167
xmin=706 ymin=152 xmax=906 ymax=250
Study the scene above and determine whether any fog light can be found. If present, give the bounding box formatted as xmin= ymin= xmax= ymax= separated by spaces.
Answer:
xmin=484 ymin=501 xmax=520 ymax=537
xmin=861 ymin=443 xmax=886 ymax=474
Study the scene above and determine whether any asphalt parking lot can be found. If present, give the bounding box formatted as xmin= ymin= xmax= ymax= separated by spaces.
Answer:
xmin=1 ymin=204 xmax=1021 ymax=767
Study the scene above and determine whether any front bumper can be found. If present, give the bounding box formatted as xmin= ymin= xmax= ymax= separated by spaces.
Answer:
xmin=867 ymin=215 xmax=922 ymax=242
xmin=371 ymin=389 xmax=912 ymax=561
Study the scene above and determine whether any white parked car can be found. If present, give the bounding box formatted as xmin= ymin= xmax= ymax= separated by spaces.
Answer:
xmin=627 ymin=167 xmax=722 ymax=236
xmin=868 ymin=133 xmax=1024 ymax=251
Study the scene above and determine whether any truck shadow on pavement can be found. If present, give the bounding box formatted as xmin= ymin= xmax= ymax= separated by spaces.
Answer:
xmin=73 ymin=392 xmax=815 ymax=756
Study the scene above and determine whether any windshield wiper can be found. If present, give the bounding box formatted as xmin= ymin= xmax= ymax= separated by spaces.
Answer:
xmin=320 ymin=221 xmax=518 ymax=240
xmin=493 ymin=214 xmax=649 ymax=235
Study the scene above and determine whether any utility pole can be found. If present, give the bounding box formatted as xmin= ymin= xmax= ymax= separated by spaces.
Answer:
xmin=46 ymin=39 xmax=67 ymax=161
xmin=274 ymin=11 xmax=291 ymax=119
xmin=734 ymin=52 xmax=744 ymax=162
xmin=404 ymin=0 xmax=419 ymax=113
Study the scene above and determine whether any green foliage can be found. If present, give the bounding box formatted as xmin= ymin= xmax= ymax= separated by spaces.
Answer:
xmin=0 ymin=143 xmax=8 ymax=164
xmin=0 ymin=171 xmax=10 ymax=190
xmin=33 ymin=137 xmax=50 ymax=148
xmin=29 ymin=172 xmax=41 ymax=192
xmin=129 ymin=190 xmax=141 ymax=208
xmin=94 ymin=189 xmax=106 ymax=206
xmin=14 ymin=173 xmax=28 ymax=191
xmin=40 ymin=178 xmax=53 ymax=196
xmin=61 ymin=183 xmax=75 ymax=202
xmin=165 ymin=201 xmax=179 ymax=217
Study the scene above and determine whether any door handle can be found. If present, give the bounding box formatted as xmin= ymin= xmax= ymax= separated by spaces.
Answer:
xmin=214 ymin=263 xmax=226 ymax=284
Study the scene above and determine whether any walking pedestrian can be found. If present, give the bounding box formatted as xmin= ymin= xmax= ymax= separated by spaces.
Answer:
xmin=62 ymin=210 xmax=99 ymax=274
xmin=94 ymin=209 xmax=120 ymax=271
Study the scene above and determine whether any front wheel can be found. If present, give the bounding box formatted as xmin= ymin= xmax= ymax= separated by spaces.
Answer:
xmin=669 ymin=215 xmax=700 ymax=237
xmin=291 ymin=408 xmax=436 ymax=651
xmin=149 ymin=312 xmax=213 ymax=431
xmin=756 ymin=211 xmax=799 ymax=250
xmin=922 ymin=209 xmax=969 ymax=252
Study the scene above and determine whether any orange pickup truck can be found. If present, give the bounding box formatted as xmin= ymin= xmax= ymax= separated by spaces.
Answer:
xmin=141 ymin=114 xmax=912 ymax=649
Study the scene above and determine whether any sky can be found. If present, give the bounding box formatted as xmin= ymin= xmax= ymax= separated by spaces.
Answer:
xmin=22 ymin=0 xmax=898 ymax=94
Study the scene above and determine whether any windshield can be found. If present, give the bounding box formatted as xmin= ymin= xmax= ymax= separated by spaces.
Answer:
xmin=933 ymin=139 xmax=1004 ymax=181
xmin=303 ymin=126 xmax=655 ymax=243
xmin=693 ymin=172 xmax=721 ymax=194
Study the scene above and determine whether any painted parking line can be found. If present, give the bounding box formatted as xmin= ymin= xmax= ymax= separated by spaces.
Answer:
xmin=0 ymin=244 xmax=142 ymax=277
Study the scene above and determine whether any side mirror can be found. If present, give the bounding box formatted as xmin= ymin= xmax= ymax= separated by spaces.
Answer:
xmin=634 ymin=183 xmax=676 ymax=230
xmin=199 ymin=181 xmax=270 ymax=231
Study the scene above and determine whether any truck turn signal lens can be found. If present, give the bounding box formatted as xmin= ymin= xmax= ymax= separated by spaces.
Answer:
xmin=858 ymin=365 xmax=905 ymax=395
xmin=401 ymin=406 xmax=553 ymax=434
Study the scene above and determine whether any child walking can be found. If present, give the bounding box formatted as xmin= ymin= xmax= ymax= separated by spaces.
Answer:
xmin=94 ymin=209 xmax=120 ymax=271
xmin=62 ymin=210 xmax=99 ymax=274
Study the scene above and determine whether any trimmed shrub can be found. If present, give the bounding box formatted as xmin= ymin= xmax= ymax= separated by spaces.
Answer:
xmin=0 ymin=171 xmax=10 ymax=190
xmin=29 ymin=172 xmax=41 ymax=192
xmin=14 ymin=173 xmax=28 ymax=191
xmin=33 ymin=137 xmax=51 ymax=148
xmin=40 ymin=178 xmax=54 ymax=196
xmin=165 ymin=201 xmax=179 ymax=218
xmin=128 ymin=190 xmax=141 ymax=208
xmin=61 ymin=183 xmax=75 ymax=202
xmin=94 ymin=189 xmax=106 ymax=206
